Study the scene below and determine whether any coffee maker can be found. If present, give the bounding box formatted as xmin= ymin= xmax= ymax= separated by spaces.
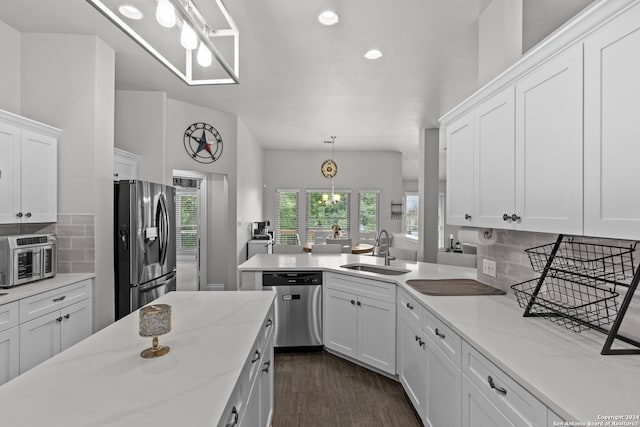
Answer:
xmin=252 ymin=221 xmax=271 ymax=240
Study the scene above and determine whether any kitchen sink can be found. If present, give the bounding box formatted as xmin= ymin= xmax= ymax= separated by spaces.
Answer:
xmin=340 ymin=263 xmax=411 ymax=276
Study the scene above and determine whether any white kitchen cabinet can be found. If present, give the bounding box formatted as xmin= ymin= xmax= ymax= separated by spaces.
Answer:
xmin=397 ymin=303 xmax=426 ymax=422
xmin=259 ymin=331 xmax=274 ymax=427
xmin=0 ymin=110 xmax=60 ymax=224
xmin=113 ymin=148 xmax=140 ymax=181
xmin=0 ymin=326 xmax=19 ymax=385
xmin=513 ymin=43 xmax=583 ymax=234
xmin=462 ymin=374 xmax=513 ymax=427
xmin=584 ymin=4 xmax=640 ymax=239
xmin=324 ymin=273 xmax=396 ymax=374
xmin=474 ymin=88 xmax=516 ymax=229
xmin=425 ymin=338 xmax=461 ymax=427
xmin=446 ymin=113 xmax=475 ymax=226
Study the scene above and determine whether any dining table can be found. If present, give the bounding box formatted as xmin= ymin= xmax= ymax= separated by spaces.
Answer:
xmin=303 ymin=242 xmax=374 ymax=254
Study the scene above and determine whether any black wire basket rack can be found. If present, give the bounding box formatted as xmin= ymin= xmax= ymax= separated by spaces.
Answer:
xmin=511 ymin=234 xmax=640 ymax=355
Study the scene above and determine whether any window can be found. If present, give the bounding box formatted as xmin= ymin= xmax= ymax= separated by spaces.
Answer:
xmin=404 ymin=193 xmax=419 ymax=237
xmin=306 ymin=190 xmax=351 ymax=243
xmin=358 ymin=190 xmax=380 ymax=243
xmin=438 ymin=192 xmax=445 ymax=249
xmin=275 ymin=190 xmax=299 ymax=244
xmin=175 ymin=187 xmax=198 ymax=253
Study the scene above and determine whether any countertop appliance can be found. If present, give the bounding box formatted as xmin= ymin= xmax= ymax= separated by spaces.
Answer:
xmin=263 ymin=271 xmax=322 ymax=349
xmin=252 ymin=220 xmax=271 ymax=240
xmin=0 ymin=233 xmax=57 ymax=288
xmin=114 ymin=180 xmax=176 ymax=320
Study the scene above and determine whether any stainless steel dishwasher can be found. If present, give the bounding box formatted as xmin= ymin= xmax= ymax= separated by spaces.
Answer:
xmin=262 ymin=271 xmax=322 ymax=349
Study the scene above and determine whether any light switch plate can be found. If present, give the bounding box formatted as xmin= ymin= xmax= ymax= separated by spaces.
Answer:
xmin=482 ymin=258 xmax=496 ymax=277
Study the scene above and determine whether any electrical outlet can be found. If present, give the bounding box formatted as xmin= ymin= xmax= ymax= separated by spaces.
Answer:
xmin=482 ymin=259 xmax=497 ymax=278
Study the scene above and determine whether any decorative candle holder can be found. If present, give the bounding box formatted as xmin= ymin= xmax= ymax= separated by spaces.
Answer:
xmin=139 ymin=304 xmax=171 ymax=358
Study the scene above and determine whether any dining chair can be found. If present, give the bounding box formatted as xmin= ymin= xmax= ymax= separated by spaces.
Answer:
xmin=389 ymin=247 xmax=418 ymax=262
xmin=311 ymin=244 xmax=342 ymax=254
xmin=326 ymin=238 xmax=352 ymax=253
xmin=272 ymin=244 xmax=304 ymax=254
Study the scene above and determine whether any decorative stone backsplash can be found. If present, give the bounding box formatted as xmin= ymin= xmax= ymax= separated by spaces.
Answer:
xmin=0 ymin=214 xmax=95 ymax=274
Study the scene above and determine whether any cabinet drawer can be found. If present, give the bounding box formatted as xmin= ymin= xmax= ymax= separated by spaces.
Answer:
xmin=423 ymin=309 xmax=462 ymax=368
xmin=326 ymin=272 xmax=395 ymax=303
xmin=261 ymin=304 xmax=275 ymax=344
xmin=462 ymin=342 xmax=547 ymax=426
xmin=0 ymin=301 xmax=19 ymax=333
xmin=397 ymin=287 xmax=422 ymax=329
xmin=19 ymin=280 xmax=92 ymax=323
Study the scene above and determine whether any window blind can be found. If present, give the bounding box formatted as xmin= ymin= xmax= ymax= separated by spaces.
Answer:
xmin=403 ymin=193 xmax=419 ymax=237
xmin=358 ymin=190 xmax=380 ymax=243
xmin=438 ymin=192 xmax=445 ymax=249
xmin=275 ymin=190 xmax=299 ymax=244
xmin=175 ymin=187 xmax=199 ymax=253
xmin=305 ymin=189 xmax=351 ymax=243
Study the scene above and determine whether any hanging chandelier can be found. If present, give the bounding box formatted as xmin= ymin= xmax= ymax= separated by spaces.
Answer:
xmin=321 ymin=136 xmax=341 ymax=205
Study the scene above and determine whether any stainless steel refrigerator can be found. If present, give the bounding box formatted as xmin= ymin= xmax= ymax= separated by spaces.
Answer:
xmin=114 ymin=180 xmax=177 ymax=320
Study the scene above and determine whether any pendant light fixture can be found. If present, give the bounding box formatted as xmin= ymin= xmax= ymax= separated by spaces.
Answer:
xmin=180 ymin=22 xmax=198 ymax=50
xmin=321 ymin=136 xmax=341 ymax=205
xmin=155 ymin=0 xmax=176 ymax=28
xmin=197 ymin=42 xmax=212 ymax=67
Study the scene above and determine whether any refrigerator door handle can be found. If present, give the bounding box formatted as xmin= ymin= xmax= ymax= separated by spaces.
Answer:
xmin=157 ymin=194 xmax=169 ymax=266
xmin=137 ymin=270 xmax=176 ymax=292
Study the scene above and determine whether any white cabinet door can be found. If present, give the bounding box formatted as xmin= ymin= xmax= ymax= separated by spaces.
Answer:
xmin=19 ymin=310 xmax=62 ymax=373
xmin=584 ymin=5 xmax=640 ymax=239
xmin=324 ymin=288 xmax=357 ymax=358
xmin=0 ymin=122 xmax=21 ymax=224
xmin=260 ymin=334 xmax=274 ymax=427
xmin=446 ymin=113 xmax=475 ymax=226
xmin=474 ymin=87 xmax=516 ymax=229
xmin=60 ymin=299 xmax=92 ymax=352
xmin=113 ymin=148 xmax=139 ymax=181
xmin=397 ymin=312 xmax=426 ymax=422
xmin=356 ymin=295 xmax=396 ymax=375
xmin=240 ymin=374 xmax=261 ymax=427
xmin=462 ymin=374 xmax=512 ymax=427
xmin=425 ymin=339 xmax=461 ymax=427
xmin=514 ymin=43 xmax=583 ymax=234
xmin=20 ymin=130 xmax=57 ymax=223
xmin=0 ymin=326 xmax=19 ymax=386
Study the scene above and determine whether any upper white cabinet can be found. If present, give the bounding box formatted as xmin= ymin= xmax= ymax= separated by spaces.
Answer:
xmin=113 ymin=148 xmax=140 ymax=181
xmin=0 ymin=110 xmax=60 ymax=224
xmin=584 ymin=4 xmax=640 ymax=239
xmin=446 ymin=113 xmax=475 ymax=226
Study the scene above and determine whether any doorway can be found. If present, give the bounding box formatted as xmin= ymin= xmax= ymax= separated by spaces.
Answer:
xmin=173 ymin=172 xmax=207 ymax=291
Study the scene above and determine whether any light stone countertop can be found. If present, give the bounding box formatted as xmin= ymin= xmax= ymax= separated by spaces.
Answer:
xmin=238 ymin=253 xmax=640 ymax=423
xmin=0 ymin=290 xmax=276 ymax=427
xmin=0 ymin=273 xmax=95 ymax=305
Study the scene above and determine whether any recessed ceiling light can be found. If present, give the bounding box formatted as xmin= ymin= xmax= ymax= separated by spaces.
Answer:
xmin=118 ymin=4 xmax=143 ymax=20
xmin=364 ymin=49 xmax=383 ymax=60
xmin=318 ymin=10 xmax=339 ymax=26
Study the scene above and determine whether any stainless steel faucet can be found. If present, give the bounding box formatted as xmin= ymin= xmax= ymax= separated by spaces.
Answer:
xmin=377 ymin=229 xmax=391 ymax=266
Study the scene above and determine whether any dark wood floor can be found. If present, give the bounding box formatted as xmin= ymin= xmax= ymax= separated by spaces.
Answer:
xmin=272 ymin=351 xmax=422 ymax=427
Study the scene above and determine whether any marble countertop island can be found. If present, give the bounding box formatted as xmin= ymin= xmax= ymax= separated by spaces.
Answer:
xmin=0 ymin=291 xmax=275 ymax=427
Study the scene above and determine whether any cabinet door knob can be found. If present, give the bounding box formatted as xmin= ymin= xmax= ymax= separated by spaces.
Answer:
xmin=502 ymin=213 xmax=510 ymax=221
xmin=350 ymin=299 xmax=355 ymax=305
xmin=262 ymin=360 xmax=271 ymax=373
xmin=16 ymin=212 xmax=23 ymax=218
xmin=511 ymin=214 xmax=521 ymax=222
xmin=356 ymin=301 xmax=361 ymax=306
xmin=64 ymin=314 xmax=70 ymax=319
xmin=56 ymin=317 xmax=63 ymax=322
xmin=251 ymin=349 xmax=261 ymax=363
xmin=464 ymin=213 xmax=472 ymax=220
xmin=488 ymin=375 xmax=507 ymax=395
xmin=265 ymin=318 xmax=273 ymax=328
xmin=25 ymin=212 xmax=32 ymax=218
xmin=434 ymin=327 xmax=446 ymax=339
xmin=225 ymin=407 xmax=239 ymax=427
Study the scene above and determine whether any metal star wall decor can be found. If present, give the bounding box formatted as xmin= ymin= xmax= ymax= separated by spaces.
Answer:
xmin=183 ymin=122 xmax=223 ymax=164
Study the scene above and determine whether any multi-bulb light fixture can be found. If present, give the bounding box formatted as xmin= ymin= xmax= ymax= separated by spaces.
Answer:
xmin=322 ymin=136 xmax=341 ymax=206
xmin=87 ymin=0 xmax=239 ymax=85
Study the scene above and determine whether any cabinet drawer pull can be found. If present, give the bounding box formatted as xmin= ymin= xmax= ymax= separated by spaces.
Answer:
xmin=262 ymin=360 xmax=271 ymax=373
xmin=511 ymin=213 xmax=521 ymax=222
xmin=502 ymin=213 xmax=510 ymax=221
xmin=434 ymin=328 xmax=445 ymax=339
xmin=53 ymin=296 xmax=66 ymax=302
xmin=56 ymin=316 xmax=63 ymax=322
xmin=251 ymin=349 xmax=261 ymax=363
xmin=405 ymin=302 xmax=414 ymax=310
xmin=487 ymin=375 xmax=507 ymax=395
xmin=265 ymin=318 xmax=273 ymax=328
xmin=225 ymin=407 xmax=239 ymax=427
xmin=465 ymin=213 xmax=472 ymax=220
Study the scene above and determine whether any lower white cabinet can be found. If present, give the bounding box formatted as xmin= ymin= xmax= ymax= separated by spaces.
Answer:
xmin=324 ymin=273 xmax=396 ymax=375
xmin=425 ymin=338 xmax=461 ymax=427
xmin=462 ymin=374 xmax=513 ymax=427
xmin=20 ymin=298 xmax=92 ymax=373
xmin=0 ymin=326 xmax=19 ymax=384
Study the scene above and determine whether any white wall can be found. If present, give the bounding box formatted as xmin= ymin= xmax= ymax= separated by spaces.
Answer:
xmin=21 ymin=34 xmax=115 ymax=331
xmin=478 ymin=0 xmax=523 ymax=86
xmin=263 ymin=149 xmax=404 ymax=243
xmin=0 ymin=19 xmax=20 ymax=114
xmin=236 ymin=119 xmax=264 ymax=266
xmin=522 ymin=0 xmax=593 ymax=52
xmin=419 ymin=129 xmax=439 ymax=263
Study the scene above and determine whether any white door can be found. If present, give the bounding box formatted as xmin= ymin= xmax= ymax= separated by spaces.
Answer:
xmin=584 ymin=6 xmax=640 ymax=239
xmin=425 ymin=340 xmax=462 ymax=427
xmin=323 ymin=288 xmax=357 ymax=358
xmin=462 ymin=374 xmax=512 ymax=427
xmin=514 ymin=43 xmax=583 ymax=234
xmin=0 ymin=327 xmax=19 ymax=386
xmin=20 ymin=130 xmax=57 ymax=223
xmin=474 ymin=87 xmax=516 ymax=229
xmin=0 ymin=122 xmax=21 ymax=224
xmin=19 ymin=310 xmax=62 ymax=373
xmin=60 ymin=300 xmax=92 ymax=352
xmin=397 ymin=313 xmax=426 ymax=422
xmin=446 ymin=113 xmax=475 ymax=226
xmin=356 ymin=296 xmax=396 ymax=375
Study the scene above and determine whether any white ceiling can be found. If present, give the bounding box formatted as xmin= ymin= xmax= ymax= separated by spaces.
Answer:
xmin=0 ymin=0 xmax=591 ymax=180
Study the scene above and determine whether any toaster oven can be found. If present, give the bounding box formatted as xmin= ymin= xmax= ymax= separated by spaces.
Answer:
xmin=0 ymin=234 xmax=57 ymax=288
